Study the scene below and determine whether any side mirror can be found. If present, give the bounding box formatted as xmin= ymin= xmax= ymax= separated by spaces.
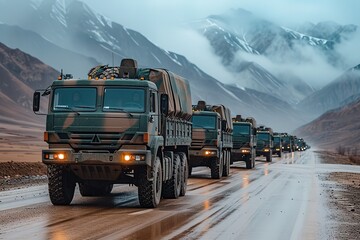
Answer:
xmin=253 ymin=128 xmax=257 ymax=135
xmin=221 ymin=120 xmax=227 ymax=131
xmin=160 ymin=94 xmax=169 ymax=115
xmin=33 ymin=92 xmax=41 ymax=112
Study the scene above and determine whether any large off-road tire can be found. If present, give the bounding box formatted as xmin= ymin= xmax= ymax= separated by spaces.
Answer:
xmin=252 ymin=151 xmax=256 ymax=168
xmin=48 ymin=165 xmax=76 ymax=205
xmin=162 ymin=153 xmax=181 ymax=199
xmin=222 ymin=150 xmax=230 ymax=177
xmin=211 ymin=154 xmax=223 ymax=179
xmin=266 ymin=151 xmax=273 ymax=162
xmin=178 ymin=152 xmax=188 ymax=196
xmin=245 ymin=155 xmax=252 ymax=169
xmin=138 ymin=157 xmax=162 ymax=208
xmin=79 ymin=182 xmax=113 ymax=197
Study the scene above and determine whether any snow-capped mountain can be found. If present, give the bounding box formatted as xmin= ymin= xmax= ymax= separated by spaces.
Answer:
xmin=298 ymin=64 xmax=360 ymax=118
xmin=0 ymin=0 xmax=308 ymax=131
xmin=192 ymin=8 xmax=357 ymax=103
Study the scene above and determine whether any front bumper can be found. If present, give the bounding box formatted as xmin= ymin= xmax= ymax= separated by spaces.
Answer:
xmin=42 ymin=148 xmax=152 ymax=166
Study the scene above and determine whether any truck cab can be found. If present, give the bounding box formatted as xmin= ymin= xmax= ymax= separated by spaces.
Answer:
xmin=272 ymin=133 xmax=283 ymax=157
xmin=189 ymin=101 xmax=232 ymax=179
xmin=33 ymin=59 xmax=192 ymax=208
xmin=231 ymin=116 xmax=257 ymax=169
xmin=256 ymin=126 xmax=274 ymax=162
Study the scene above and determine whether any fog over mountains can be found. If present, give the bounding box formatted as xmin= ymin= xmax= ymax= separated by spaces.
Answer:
xmin=0 ymin=0 xmax=359 ymax=133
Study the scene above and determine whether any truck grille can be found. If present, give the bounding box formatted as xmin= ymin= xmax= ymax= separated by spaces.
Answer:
xmin=55 ymin=132 xmax=143 ymax=152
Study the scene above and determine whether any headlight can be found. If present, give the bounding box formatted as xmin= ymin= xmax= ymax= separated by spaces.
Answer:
xmin=264 ymin=148 xmax=270 ymax=152
xmin=44 ymin=153 xmax=66 ymax=160
xmin=241 ymin=149 xmax=251 ymax=153
xmin=122 ymin=154 xmax=145 ymax=161
xmin=205 ymin=151 xmax=217 ymax=155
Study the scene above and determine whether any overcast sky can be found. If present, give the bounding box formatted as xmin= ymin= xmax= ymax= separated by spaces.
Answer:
xmin=85 ymin=0 xmax=360 ymax=87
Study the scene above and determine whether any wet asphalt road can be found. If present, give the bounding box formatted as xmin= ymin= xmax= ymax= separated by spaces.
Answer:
xmin=1 ymin=150 xmax=360 ymax=240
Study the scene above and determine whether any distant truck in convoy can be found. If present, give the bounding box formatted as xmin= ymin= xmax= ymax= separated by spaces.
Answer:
xmin=33 ymin=59 xmax=192 ymax=208
xmin=231 ymin=115 xmax=257 ymax=169
xmin=272 ymin=133 xmax=283 ymax=157
xmin=281 ymin=133 xmax=293 ymax=153
xmin=189 ymin=101 xmax=233 ymax=179
xmin=256 ymin=126 xmax=274 ymax=162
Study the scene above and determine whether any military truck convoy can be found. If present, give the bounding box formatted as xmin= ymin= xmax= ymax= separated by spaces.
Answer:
xmin=189 ymin=101 xmax=233 ymax=179
xmin=33 ymin=58 xmax=309 ymax=208
xmin=231 ymin=115 xmax=257 ymax=169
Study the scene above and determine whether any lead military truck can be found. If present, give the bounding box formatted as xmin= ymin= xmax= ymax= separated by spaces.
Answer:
xmin=230 ymin=115 xmax=257 ymax=169
xmin=189 ymin=101 xmax=233 ymax=179
xmin=33 ymin=59 xmax=192 ymax=208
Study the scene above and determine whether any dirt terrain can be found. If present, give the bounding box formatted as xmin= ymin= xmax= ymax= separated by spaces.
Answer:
xmin=315 ymin=150 xmax=360 ymax=240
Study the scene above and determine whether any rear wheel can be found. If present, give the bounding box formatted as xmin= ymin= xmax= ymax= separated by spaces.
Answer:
xmin=48 ymin=165 xmax=76 ymax=205
xmin=138 ymin=157 xmax=162 ymax=208
xmin=162 ymin=153 xmax=181 ymax=199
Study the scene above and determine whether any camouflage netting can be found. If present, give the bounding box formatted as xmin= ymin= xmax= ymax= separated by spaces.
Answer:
xmin=87 ymin=65 xmax=192 ymax=121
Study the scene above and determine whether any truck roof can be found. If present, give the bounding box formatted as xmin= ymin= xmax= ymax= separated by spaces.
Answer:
xmin=51 ymin=79 xmax=157 ymax=89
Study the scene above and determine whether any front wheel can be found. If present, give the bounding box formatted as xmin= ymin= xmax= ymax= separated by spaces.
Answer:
xmin=266 ymin=151 xmax=273 ymax=162
xmin=245 ymin=155 xmax=252 ymax=169
xmin=211 ymin=155 xmax=223 ymax=179
xmin=48 ymin=165 xmax=76 ymax=205
xmin=178 ymin=152 xmax=188 ymax=196
xmin=222 ymin=150 xmax=230 ymax=177
xmin=138 ymin=157 xmax=162 ymax=208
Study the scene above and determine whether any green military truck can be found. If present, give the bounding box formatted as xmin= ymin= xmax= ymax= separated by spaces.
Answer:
xmin=272 ymin=132 xmax=282 ymax=157
xmin=281 ymin=133 xmax=293 ymax=153
xmin=33 ymin=59 xmax=192 ymax=208
xmin=256 ymin=126 xmax=274 ymax=162
xmin=189 ymin=101 xmax=233 ymax=179
xmin=230 ymin=115 xmax=257 ymax=169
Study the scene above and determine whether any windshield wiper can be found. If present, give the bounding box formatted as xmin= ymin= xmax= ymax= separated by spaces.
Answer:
xmin=73 ymin=105 xmax=95 ymax=109
xmin=105 ymin=107 xmax=133 ymax=117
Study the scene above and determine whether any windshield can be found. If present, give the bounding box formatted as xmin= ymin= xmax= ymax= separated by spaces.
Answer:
xmin=233 ymin=124 xmax=250 ymax=135
xmin=192 ymin=115 xmax=216 ymax=129
xmin=103 ymin=88 xmax=145 ymax=113
xmin=274 ymin=137 xmax=281 ymax=143
xmin=53 ymin=88 xmax=96 ymax=111
xmin=283 ymin=136 xmax=290 ymax=143
xmin=257 ymin=133 xmax=270 ymax=141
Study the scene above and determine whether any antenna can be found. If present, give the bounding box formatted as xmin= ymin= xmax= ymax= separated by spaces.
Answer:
xmin=112 ymin=52 xmax=114 ymax=78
